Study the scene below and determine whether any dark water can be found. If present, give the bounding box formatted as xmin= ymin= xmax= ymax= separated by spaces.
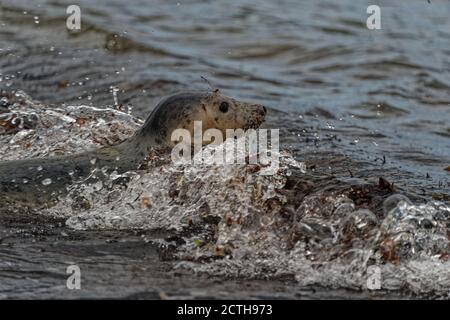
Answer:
xmin=1 ymin=0 xmax=449 ymax=184
xmin=0 ymin=0 xmax=449 ymax=299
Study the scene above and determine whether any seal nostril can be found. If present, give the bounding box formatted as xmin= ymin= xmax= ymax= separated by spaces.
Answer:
xmin=262 ymin=106 xmax=267 ymax=114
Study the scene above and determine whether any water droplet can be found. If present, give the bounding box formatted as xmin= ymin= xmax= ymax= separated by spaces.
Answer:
xmin=111 ymin=216 xmax=123 ymax=226
xmin=41 ymin=178 xmax=52 ymax=186
xmin=93 ymin=180 xmax=103 ymax=191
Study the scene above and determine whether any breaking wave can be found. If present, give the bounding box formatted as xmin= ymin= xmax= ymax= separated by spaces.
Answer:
xmin=1 ymin=91 xmax=450 ymax=296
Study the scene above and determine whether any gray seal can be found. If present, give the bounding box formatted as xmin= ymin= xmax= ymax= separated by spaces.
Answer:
xmin=0 ymin=91 xmax=266 ymax=209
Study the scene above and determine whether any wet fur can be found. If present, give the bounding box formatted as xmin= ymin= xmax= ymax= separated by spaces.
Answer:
xmin=0 ymin=91 xmax=266 ymax=209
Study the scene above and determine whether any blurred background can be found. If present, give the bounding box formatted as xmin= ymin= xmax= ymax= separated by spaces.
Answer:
xmin=0 ymin=0 xmax=449 ymax=183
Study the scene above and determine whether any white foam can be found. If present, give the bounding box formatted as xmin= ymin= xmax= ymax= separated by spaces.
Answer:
xmin=2 ymin=90 xmax=450 ymax=296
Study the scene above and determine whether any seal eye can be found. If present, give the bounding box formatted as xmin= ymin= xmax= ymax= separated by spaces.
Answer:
xmin=219 ymin=101 xmax=229 ymax=113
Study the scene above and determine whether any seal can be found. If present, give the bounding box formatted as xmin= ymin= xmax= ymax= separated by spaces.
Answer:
xmin=0 ymin=91 xmax=266 ymax=209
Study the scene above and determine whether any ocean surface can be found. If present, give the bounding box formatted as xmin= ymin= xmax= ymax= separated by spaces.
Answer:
xmin=0 ymin=0 xmax=449 ymax=299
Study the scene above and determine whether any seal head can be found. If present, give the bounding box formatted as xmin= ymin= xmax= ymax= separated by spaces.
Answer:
xmin=138 ymin=91 xmax=266 ymax=147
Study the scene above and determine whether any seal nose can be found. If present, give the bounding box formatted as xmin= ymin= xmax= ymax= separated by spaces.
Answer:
xmin=262 ymin=106 xmax=267 ymax=114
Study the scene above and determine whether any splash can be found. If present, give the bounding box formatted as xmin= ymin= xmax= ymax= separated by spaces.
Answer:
xmin=0 ymin=90 xmax=141 ymax=160
xmin=1 ymin=91 xmax=450 ymax=296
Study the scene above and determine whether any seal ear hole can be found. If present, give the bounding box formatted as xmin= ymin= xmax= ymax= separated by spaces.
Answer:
xmin=219 ymin=101 xmax=229 ymax=113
